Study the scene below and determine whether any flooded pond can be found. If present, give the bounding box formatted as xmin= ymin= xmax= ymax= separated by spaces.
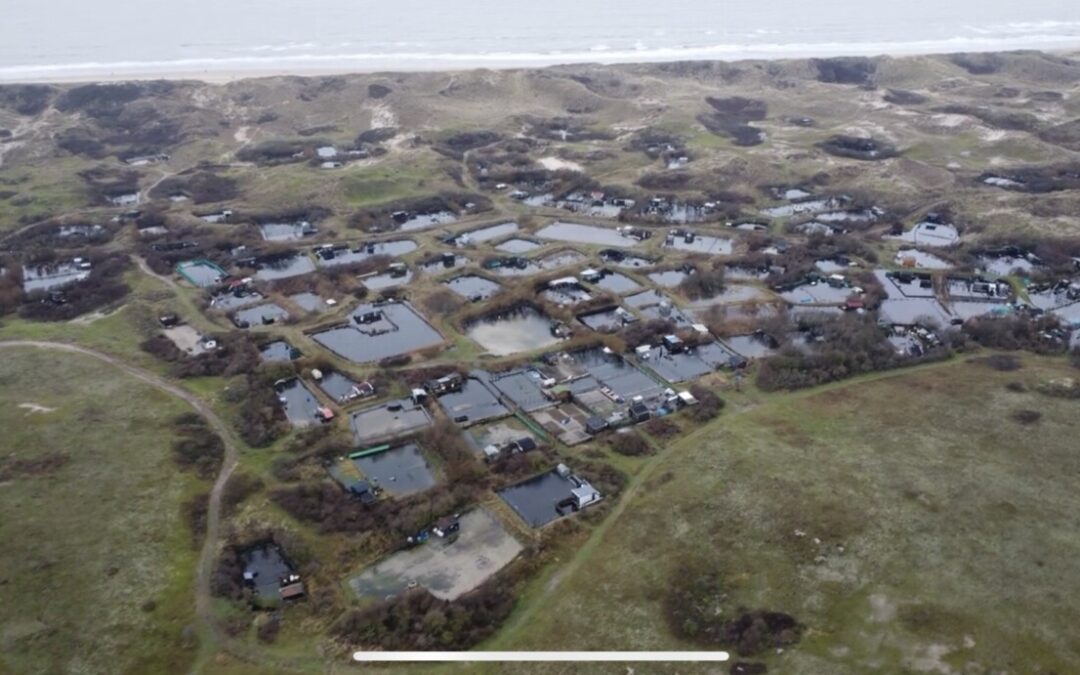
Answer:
xmin=21 ymin=262 xmax=91 ymax=293
xmin=234 ymin=303 xmax=290 ymax=327
xmin=259 ymin=221 xmax=316 ymax=242
xmin=312 ymin=301 xmax=443 ymax=363
xmin=349 ymin=398 xmax=432 ymax=445
xmin=761 ymin=197 xmax=839 ymax=218
xmin=498 ymin=467 xmax=600 ymax=528
xmin=260 ymin=340 xmax=300 ymax=362
xmin=315 ymin=240 xmax=417 ymax=267
xmin=536 ymin=222 xmax=639 ymax=248
xmin=176 ymin=260 xmax=227 ymax=288
xmin=585 ymin=269 xmax=641 ymax=294
xmin=354 ymin=443 xmax=437 ymax=497
xmin=465 ymin=305 xmax=562 ymax=356
xmin=779 ymin=281 xmax=852 ymax=305
xmin=886 ymin=221 xmax=960 ymax=248
xmin=648 ymin=268 xmax=694 ymax=288
xmin=496 ymin=238 xmax=542 ymax=254
xmin=663 ymin=230 xmax=733 ymax=255
xmin=436 ymin=378 xmax=509 ymax=425
xmin=724 ymin=333 xmax=777 ymax=359
xmin=210 ymin=288 xmax=264 ymax=311
xmin=392 ymin=210 xmax=458 ymax=232
xmin=242 ymin=544 xmax=298 ymax=603
xmin=275 ymin=377 xmax=325 ymax=427
xmin=578 ymin=306 xmax=636 ymax=332
xmin=452 ymin=222 xmax=519 ymax=245
xmin=316 ymin=370 xmax=371 ymax=404
xmin=419 ymin=252 xmax=469 ymax=273
xmin=445 ymin=275 xmax=502 ymax=301
xmin=290 ymin=292 xmax=329 ymax=313
xmin=895 ymin=249 xmax=953 ymax=270
xmin=599 ymin=249 xmax=655 ymax=268
xmin=362 ymin=268 xmax=412 ymax=290
xmin=254 ymin=254 xmax=316 ymax=281
xmin=979 ymin=255 xmax=1036 ymax=277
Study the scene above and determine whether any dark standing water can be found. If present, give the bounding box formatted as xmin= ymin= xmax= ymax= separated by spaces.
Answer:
xmin=536 ymin=222 xmax=638 ymax=248
xmin=445 ymin=275 xmax=502 ymax=301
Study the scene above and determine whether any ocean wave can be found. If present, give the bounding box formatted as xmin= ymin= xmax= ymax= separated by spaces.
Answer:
xmin=2 ymin=31 xmax=1079 ymax=81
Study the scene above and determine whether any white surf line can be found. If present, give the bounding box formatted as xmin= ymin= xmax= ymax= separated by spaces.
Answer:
xmin=353 ymin=651 xmax=730 ymax=662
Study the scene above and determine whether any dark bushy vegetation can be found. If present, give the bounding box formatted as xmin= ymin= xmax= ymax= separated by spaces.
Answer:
xmin=141 ymin=331 xmax=261 ymax=378
xmin=182 ymin=492 xmax=210 ymax=546
xmin=222 ymin=471 xmax=264 ymax=515
xmin=884 ymin=89 xmax=928 ymax=105
xmin=665 ymin=560 xmax=803 ymax=656
xmin=432 ymin=130 xmax=501 ymax=159
xmin=170 ymin=412 xmax=225 ymax=479
xmin=679 ymin=265 xmax=727 ymax=300
xmin=0 ymin=84 xmax=55 ymax=115
xmin=978 ymin=163 xmax=1080 ymax=194
xmin=963 ymin=315 xmax=1066 ymax=353
xmin=813 ymin=56 xmax=877 ymax=85
xmin=949 ymin=52 xmax=1005 ymax=75
xmin=687 ymin=384 xmax=724 ymax=423
xmin=698 ymin=96 xmax=767 ymax=146
xmin=149 ymin=171 xmax=238 ymax=204
xmin=0 ymin=451 xmax=69 ymax=481
xmin=818 ymin=135 xmax=899 ymax=161
xmin=757 ymin=316 xmax=903 ymax=391
xmin=608 ymin=431 xmax=653 ymax=457
xmin=977 ymin=353 xmax=1022 ymax=371
xmin=333 ymin=584 xmax=515 ymax=650
xmin=226 ymin=371 xmax=290 ymax=448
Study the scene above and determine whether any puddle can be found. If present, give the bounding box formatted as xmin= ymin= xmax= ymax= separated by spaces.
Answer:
xmin=353 ymin=443 xmax=437 ymax=497
xmin=445 ymin=275 xmax=502 ymax=301
xmin=486 ymin=256 xmax=541 ymax=277
xmin=498 ymin=467 xmax=601 ymax=528
xmin=312 ymin=301 xmax=443 ymax=363
xmin=584 ymin=269 xmax=641 ymax=294
xmin=536 ymin=222 xmax=639 ymax=248
xmin=451 ymin=222 xmax=518 ymax=245
xmin=275 ymin=377 xmax=326 ymax=427
xmin=315 ymin=240 xmax=417 ymax=267
xmin=315 ymin=370 xmax=372 ymax=404
xmin=465 ymin=305 xmax=562 ymax=356
xmin=176 ymin=260 xmax=227 ymax=288
xmin=259 ymin=221 xmax=316 ymax=242
xmin=496 ymin=238 xmax=542 ymax=254
xmin=254 ymin=253 xmax=316 ymax=281
xmin=349 ymin=398 xmax=432 ymax=445
xmin=538 ymin=249 xmax=587 ymax=269
xmin=663 ymin=230 xmax=733 ymax=255
xmin=234 ymin=302 xmax=290 ymax=327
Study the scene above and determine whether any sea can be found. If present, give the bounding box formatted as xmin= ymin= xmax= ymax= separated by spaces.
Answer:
xmin=1 ymin=0 xmax=1079 ymax=81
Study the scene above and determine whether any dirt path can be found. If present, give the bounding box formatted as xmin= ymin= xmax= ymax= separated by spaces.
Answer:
xmin=0 ymin=340 xmax=238 ymax=666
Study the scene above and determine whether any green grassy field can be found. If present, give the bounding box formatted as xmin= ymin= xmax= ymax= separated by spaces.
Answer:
xmin=479 ymin=355 xmax=1080 ymax=674
xmin=0 ymin=348 xmax=205 ymax=674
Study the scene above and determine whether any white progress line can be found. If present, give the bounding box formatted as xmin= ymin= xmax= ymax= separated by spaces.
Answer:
xmin=352 ymin=651 xmax=730 ymax=662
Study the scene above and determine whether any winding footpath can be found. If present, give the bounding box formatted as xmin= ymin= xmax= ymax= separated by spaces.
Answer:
xmin=0 ymin=340 xmax=238 ymax=656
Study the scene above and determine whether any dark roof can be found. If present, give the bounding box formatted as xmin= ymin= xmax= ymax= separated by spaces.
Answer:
xmin=514 ymin=437 xmax=538 ymax=452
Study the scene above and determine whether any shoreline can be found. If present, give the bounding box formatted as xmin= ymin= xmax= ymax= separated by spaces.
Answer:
xmin=2 ymin=38 xmax=1080 ymax=85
